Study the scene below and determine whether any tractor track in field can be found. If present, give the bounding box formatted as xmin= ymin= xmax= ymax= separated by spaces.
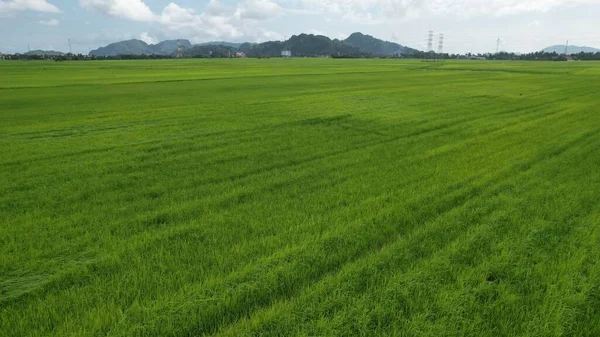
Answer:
xmin=107 ymin=122 xmax=600 ymax=337
xmin=210 ymin=126 xmax=600 ymax=336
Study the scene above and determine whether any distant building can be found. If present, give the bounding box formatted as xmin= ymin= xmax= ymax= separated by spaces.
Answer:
xmin=236 ymin=52 xmax=246 ymax=58
xmin=281 ymin=50 xmax=292 ymax=57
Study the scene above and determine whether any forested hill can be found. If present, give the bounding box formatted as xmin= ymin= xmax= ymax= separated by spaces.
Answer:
xmin=542 ymin=45 xmax=600 ymax=54
xmin=89 ymin=33 xmax=420 ymax=57
xmin=89 ymin=39 xmax=192 ymax=57
xmin=344 ymin=32 xmax=419 ymax=55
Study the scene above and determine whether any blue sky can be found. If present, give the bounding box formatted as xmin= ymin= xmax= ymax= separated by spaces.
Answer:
xmin=1 ymin=0 xmax=600 ymax=54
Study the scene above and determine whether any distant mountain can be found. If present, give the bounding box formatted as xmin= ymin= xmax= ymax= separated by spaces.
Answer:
xmin=542 ymin=45 xmax=600 ymax=55
xmin=239 ymin=33 xmax=420 ymax=57
xmin=89 ymin=33 xmax=420 ymax=57
xmin=90 ymin=39 xmax=150 ymax=56
xmin=152 ymin=40 xmax=192 ymax=54
xmin=25 ymin=50 xmax=64 ymax=56
xmin=239 ymin=34 xmax=360 ymax=57
xmin=344 ymin=32 xmax=418 ymax=55
xmin=185 ymin=45 xmax=238 ymax=58
xmin=195 ymin=41 xmax=241 ymax=48
xmin=89 ymin=39 xmax=192 ymax=56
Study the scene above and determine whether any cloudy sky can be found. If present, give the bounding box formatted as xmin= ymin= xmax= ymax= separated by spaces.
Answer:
xmin=1 ymin=0 xmax=599 ymax=54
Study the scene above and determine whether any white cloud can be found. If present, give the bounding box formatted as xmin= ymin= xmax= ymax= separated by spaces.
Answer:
xmin=79 ymin=0 xmax=283 ymax=41
xmin=255 ymin=28 xmax=283 ymax=41
xmin=205 ymin=0 xmax=228 ymax=16
xmin=157 ymin=3 xmax=243 ymax=39
xmin=79 ymin=0 xmax=155 ymax=21
xmin=0 ymin=0 xmax=60 ymax=13
xmin=297 ymin=0 xmax=600 ymax=21
xmin=528 ymin=20 xmax=542 ymax=27
xmin=308 ymin=29 xmax=325 ymax=36
xmin=39 ymin=18 xmax=59 ymax=25
xmin=234 ymin=0 xmax=281 ymax=20
xmin=139 ymin=32 xmax=156 ymax=44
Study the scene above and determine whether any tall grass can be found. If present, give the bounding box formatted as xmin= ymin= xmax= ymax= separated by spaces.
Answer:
xmin=1 ymin=59 xmax=599 ymax=336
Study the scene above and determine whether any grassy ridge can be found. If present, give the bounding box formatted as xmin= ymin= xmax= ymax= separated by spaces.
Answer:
xmin=1 ymin=59 xmax=599 ymax=336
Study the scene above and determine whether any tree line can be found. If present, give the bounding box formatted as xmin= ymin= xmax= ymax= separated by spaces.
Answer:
xmin=2 ymin=51 xmax=600 ymax=61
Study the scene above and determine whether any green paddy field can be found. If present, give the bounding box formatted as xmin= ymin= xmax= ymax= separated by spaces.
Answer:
xmin=1 ymin=59 xmax=600 ymax=336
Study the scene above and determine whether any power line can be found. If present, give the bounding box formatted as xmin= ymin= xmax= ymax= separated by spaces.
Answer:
xmin=177 ymin=39 xmax=183 ymax=58
xmin=427 ymin=31 xmax=434 ymax=52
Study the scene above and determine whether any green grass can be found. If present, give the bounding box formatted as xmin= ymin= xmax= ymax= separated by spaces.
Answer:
xmin=1 ymin=59 xmax=600 ymax=336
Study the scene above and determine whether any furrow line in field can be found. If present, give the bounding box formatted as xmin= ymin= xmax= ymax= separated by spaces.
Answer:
xmin=105 ymin=126 xmax=599 ymax=337
xmin=155 ymin=96 xmax=571 ymax=190
xmin=0 ymin=92 xmax=575 ymax=240
xmin=212 ymin=127 xmax=600 ymax=336
xmin=95 ymin=117 xmax=568 ymax=332
xmin=345 ymin=137 xmax=600 ymax=335
xmin=0 ymin=86 xmax=560 ymax=168
xmin=0 ymin=70 xmax=410 ymax=90
xmin=0 ymin=93 xmax=570 ymax=232
xmin=106 ymin=167 xmax=501 ymax=337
